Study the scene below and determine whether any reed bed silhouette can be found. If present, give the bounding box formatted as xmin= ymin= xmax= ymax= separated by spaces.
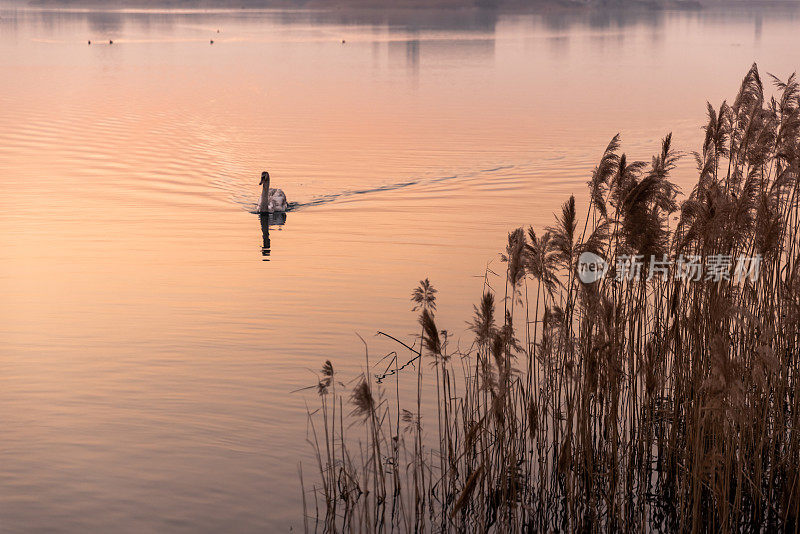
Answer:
xmin=299 ymin=64 xmax=800 ymax=532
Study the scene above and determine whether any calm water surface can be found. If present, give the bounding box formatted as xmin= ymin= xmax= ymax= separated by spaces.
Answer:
xmin=1 ymin=3 xmax=798 ymax=531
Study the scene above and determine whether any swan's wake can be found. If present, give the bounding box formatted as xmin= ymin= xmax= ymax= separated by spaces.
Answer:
xmin=244 ymin=164 xmax=516 ymax=213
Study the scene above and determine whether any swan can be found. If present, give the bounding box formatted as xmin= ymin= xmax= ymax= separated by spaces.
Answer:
xmin=256 ymin=171 xmax=288 ymax=213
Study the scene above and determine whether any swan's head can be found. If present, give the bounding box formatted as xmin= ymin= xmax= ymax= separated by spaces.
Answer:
xmin=259 ymin=171 xmax=270 ymax=185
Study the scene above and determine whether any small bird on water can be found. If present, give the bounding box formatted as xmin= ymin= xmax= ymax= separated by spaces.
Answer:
xmin=109 ymin=40 xmax=113 ymax=44
xmin=88 ymin=40 xmax=91 ymax=45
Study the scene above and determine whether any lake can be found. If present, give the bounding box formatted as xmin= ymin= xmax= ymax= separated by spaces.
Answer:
xmin=0 ymin=3 xmax=798 ymax=531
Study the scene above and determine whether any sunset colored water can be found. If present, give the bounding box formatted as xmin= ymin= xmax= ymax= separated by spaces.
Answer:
xmin=1 ymin=3 xmax=799 ymax=530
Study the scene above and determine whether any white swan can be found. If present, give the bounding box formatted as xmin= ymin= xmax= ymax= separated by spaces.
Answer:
xmin=256 ymin=171 xmax=288 ymax=213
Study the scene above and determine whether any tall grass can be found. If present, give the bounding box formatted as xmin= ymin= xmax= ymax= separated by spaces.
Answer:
xmin=300 ymin=64 xmax=800 ymax=532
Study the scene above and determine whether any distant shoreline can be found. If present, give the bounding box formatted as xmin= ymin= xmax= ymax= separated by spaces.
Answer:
xmin=17 ymin=0 xmax=800 ymax=12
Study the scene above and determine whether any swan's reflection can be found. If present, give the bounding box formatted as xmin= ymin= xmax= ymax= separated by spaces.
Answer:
xmin=259 ymin=211 xmax=287 ymax=260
